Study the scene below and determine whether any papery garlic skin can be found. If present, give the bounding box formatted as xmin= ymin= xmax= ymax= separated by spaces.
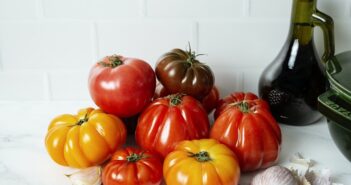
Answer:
xmin=66 ymin=166 xmax=101 ymax=185
xmin=251 ymin=166 xmax=298 ymax=185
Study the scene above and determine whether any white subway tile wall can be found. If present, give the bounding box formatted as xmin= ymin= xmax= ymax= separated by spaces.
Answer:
xmin=0 ymin=71 xmax=45 ymax=100
xmin=43 ymin=0 xmax=141 ymax=19
xmin=49 ymin=70 xmax=91 ymax=101
xmin=0 ymin=22 xmax=94 ymax=70
xmin=0 ymin=0 xmax=37 ymax=20
xmin=249 ymin=0 xmax=291 ymax=18
xmin=97 ymin=20 xmax=195 ymax=66
xmin=0 ymin=0 xmax=350 ymax=101
xmin=146 ymin=0 xmax=244 ymax=18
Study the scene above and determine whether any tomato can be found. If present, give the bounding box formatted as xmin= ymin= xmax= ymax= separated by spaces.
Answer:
xmin=136 ymin=94 xmax=210 ymax=158
xmin=102 ymin=147 xmax=163 ymax=185
xmin=214 ymin=92 xmax=270 ymax=119
xmin=153 ymin=81 xmax=170 ymax=100
xmin=154 ymin=82 xmax=219 ymax=114
xmin=163 ymin=139 xmax=240 ymax=185
xmin=88 ymin=55 xmax=156 ymax=118
xmin=210 ymin=92 xmax=281 ymax=172
xmin=155 ymin=47 xmax=214 ymax=100
xmin=45 ymin=108 xmax=127 ymax=168
xmin=201 ymin=86 xmax=220 ymax=113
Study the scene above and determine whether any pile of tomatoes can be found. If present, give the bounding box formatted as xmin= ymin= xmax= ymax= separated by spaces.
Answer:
xmin=45 ymin=46 xmax=282 ymax=185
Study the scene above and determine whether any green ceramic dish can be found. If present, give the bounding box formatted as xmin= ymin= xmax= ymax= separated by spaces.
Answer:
xmin=328 ymin=119 xmax=351 ymax=161
xmin=318 ymin=51 xmax=351 ymax=162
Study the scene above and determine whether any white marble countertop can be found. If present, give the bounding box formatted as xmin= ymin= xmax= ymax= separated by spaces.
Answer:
xmin=0 ymin=101 xmax=350 ymax=185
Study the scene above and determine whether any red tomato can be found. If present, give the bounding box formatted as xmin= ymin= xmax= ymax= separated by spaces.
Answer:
xmin=201 ymin=86 xmax=220 ymax=113
xmin=136 ymin=94 xmax=210 ymax=158
xmin=88 ymin=55 xmax=156 ymax=118
xmin=214 ymin=92 xmax=270 ymax=119
xmin=102 ymin=147 xmax=163 ymax=185
xmin=154 ymin=82 xmax=219 ymax=114
xmin=211 ymin=92 xmax=281 ymax=172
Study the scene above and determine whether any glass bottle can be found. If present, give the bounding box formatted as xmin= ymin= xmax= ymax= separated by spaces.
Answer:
xmin=258 ymin=0 xmax=334 ymax=125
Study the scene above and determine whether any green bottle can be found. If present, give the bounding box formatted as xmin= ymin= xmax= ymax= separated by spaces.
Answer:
xmin=259 ymin=0 xmax=334 ymax=125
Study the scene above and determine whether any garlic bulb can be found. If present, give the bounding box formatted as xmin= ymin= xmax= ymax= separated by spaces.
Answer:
xmin=305 ymin=169 xmax=332 ymax=185
xmin=65 ymin=166 xmax=101 ymax=185
xmin=251 ymin=166 xmax=299 ymax=185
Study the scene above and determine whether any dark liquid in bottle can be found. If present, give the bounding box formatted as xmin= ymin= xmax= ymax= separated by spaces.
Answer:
xmin=259 ymin=38 xmax=327 ymax=125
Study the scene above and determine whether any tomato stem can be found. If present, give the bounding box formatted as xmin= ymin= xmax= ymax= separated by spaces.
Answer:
xmin=190 ymin=151 xmax=211 ymax=162
xmin=76 ymin=113 xmax=89 ymax=126
xmin=99 ymin=55 xmax=123 ymax=68
xmin=238 ymin=102 xmax=250 ymax=113
xmin=186 ymin=42 xmax=205 ymax=65
xmin=126 ymin=153 xmax=143 ymax=162
xmin=169 ymin=94 xmax=184 ymax=106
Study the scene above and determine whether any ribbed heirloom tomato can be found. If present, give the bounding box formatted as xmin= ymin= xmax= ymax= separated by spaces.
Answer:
xmin=211 ymin=92 xmax=282 ymax=172
xmin=154 ymin=82 xmax=220 ymax=113
xmin=155 ymin=47 xmax=214 ymax=100
xmin=88 ymin=55 xmax=156 ymax=118
xmin=45 ymin=108 xmax=127 ymax=168
xmin=136 ymin=94 xmax=210 ymax=158
xmin=163 ymin=139 xmax=240 ymax=185
xmin=214 ymin=92 xmax=270 ymax=119
xmin=102 ymin=147 xmax=163 ymax=185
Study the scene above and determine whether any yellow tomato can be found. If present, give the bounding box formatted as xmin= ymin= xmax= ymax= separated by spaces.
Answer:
xmin=163 ymin=139 xmax=240 ymax=185
xmin=45 ymin=108 xmax=126 ymax=168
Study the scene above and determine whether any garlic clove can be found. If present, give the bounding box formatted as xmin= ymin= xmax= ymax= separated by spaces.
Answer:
xmin=289 ymin=153 xmax=314 ymax=168
xmin=307 ymin=169 xmax=332 ymax=185
xmin=65 ymin=166 xmax=102 ymax=185
xmin=300 ymin=177 xmax=312 ymax=185
xmin=251 ymin=166 xmax=299 ymax=185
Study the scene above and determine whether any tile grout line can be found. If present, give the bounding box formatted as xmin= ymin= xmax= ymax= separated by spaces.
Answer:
xmin=43 ymin=72 xmax=52 ymax=101
xmin=243 ymin=0 xmax=251 ymax=17
xmin=0 ymin=49 xmax=3 ymax=71
xmin=35 ymin=0 xmax=45 ymax=21
xmin=91 ymin=22 xmax=99 ymax=64
xmin=236 ymin=72 xmax=244 ymax=91
xmin=192 ymin=21 xmax=199 ymax=52
xmin=140 ymin=0 xmax=147 ymax=17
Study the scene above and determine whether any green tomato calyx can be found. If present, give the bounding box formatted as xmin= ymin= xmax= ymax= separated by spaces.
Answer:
xmin=237 ymin=102 xmax=251 ymax=113
xmin=186 ymin=42 xmax=205 ymax=65
xmin=127 ymin=153 xmax=144 ymax=163
xmin=190 ymin=151 xmax=212 ymax=162
xmin=169 ymin=94 xmax=184 ymax=106
xmin=100 ymin=55 xmax=123 ymax=68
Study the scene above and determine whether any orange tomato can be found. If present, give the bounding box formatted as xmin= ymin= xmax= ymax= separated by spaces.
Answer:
xmin=45 ymin=108 xmax=127 ymax=168
xmin=163 ymin=139 xmax=240 ymax=185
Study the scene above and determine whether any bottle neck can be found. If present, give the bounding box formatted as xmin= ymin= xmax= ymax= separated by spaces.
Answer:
xmin=288 ymin=0 xmax=317 ymax=45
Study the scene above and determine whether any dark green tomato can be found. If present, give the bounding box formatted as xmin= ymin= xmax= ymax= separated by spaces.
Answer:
xmin=155 ymin=48 xmax=214 ymax=100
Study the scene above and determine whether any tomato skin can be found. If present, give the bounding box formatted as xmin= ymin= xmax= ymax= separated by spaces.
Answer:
xmin=163 ymin=139 xmax=240 ymax=185
xmin=154 ymin=82 xmax=219 ymax=114
xmin=45 ymin=108 xmax=127 ymax=168
xmin=214 ymin=92 xmax=270 ymax=119
xmin=155 ymin=48 xmax=214 ymax=100
xmin=210 ymin=92 xmax=281 ymax=172
xmin=136 ymin=94 xmax=210 ymax=158
xmin=102 ymin=147 xmax=163 ymax=185
xmin=153 ymin=81 xmax=170 ymax=100
xmin=88 ymin=55 xmax=156 ymax=118
xmin=201 ymin=86 xmax=220 ymax=113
